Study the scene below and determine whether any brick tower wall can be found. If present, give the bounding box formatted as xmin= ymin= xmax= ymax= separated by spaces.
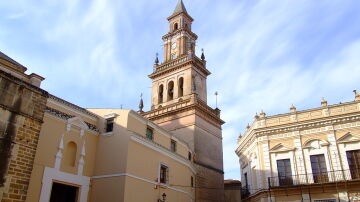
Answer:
xmin=195 ymin=164 xmax=224 ymax=202
xmin=0 ymin=70 xmax=48 ymax=202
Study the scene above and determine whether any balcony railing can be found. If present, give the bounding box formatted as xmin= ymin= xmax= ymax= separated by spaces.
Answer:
xmin=268 ymin=169 xmax=360 ymax=188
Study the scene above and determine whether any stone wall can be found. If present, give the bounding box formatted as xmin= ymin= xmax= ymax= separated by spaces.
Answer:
xmin=0 ymin=70 xmax=48 ymax=202
xmin=195 ymin=164 xmax=224 ymax=202
xmin=224 ymin=180 xmax=241 ymax=202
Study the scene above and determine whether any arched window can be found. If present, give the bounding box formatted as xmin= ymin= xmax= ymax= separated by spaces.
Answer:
xmin=167 ymin=81 xmax=174 ymax=101
xmin=64 ymin=141 xmax=77 ymax=167
xmin=174 ymin=23 xmax=178 ymax=31
xmin=178 ymin=77 xmax=184 ymax=97
xmin=158 ymin=84 xmax=164 ymax=104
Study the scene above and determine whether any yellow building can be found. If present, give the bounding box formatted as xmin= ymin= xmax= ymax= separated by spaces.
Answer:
xmin=0 ymin=1 xmax=225 ymax=202
xmin=0 ymin=57 xmax=196 ymax=202
xmin=236 ymin=96 xmax=360 ymax=202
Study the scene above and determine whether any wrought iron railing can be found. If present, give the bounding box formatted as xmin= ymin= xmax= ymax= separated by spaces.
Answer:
xmin=268 ymin=169 xmax=360 ymax=188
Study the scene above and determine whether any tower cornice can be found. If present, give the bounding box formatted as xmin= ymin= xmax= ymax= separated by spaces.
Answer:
xmin=167 ymin=8 xmax=193 ymax=22
xmin=142 ymin=94 xmax=225 ymax=128
xmin=149 ymin=55 xmax=210 ymax=79
xmin=162 ymin=28 xmax=198 ymax=41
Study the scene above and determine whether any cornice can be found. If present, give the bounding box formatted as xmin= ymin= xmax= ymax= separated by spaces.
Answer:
xmin=167 ymin=11 xmax=194 ymax=22
xmin=195 ymin=161 xmax=224 ymax=174
xmin=162 ymin=29 xmax=198 ymax=40
xmin=149 ymin=55 xmax=210 ymax=79
xmin=129 ymin=131 xmax=196 ymax=173
xmin=48 ymin=94 xmax=99 ymax=119
xmin=256 ymin=113 xmax=360 ymax=136
xmin=0 ymin=69 xmax=48 ymax=96
xmin=0 ymin=103 xmax=44 ymax=123
xmin=237 ymin=112 xmax=360 ymax=154
xmin=143 ymin=97 xmax=224 ymax=127
xmin=45 ymin=107 xmax=99 ymax=132
xmin=129 ymin=110 xmax=192 ymax=150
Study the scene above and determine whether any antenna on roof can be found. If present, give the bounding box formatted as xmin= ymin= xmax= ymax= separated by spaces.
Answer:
xmin=215 ymin=91 xmax=218 ymax=109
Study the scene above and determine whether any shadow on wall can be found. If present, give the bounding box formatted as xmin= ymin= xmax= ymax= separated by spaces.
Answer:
xmin=0 ymin=84 xmax=23 ymax=186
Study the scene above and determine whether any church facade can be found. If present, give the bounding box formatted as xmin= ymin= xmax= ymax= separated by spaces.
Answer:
xmin=0 ymin=1 xmax=225 ymax=202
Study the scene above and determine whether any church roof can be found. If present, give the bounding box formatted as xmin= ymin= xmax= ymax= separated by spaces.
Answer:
xmin=173 ymin=0 xmax=188 ymax=15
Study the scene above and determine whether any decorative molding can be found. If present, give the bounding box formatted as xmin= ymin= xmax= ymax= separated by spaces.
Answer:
xmin=92 ymin=172 xmax=194 ymax=200
xmin=104 ymin=113 xmax=118 ymax=119
xmin=238 ymin=113 xmax=360 ymax=153
xmin=45 ymin=107 xmax=99 ymax=132
xmin=54 ymin=134 xmax=64 ymax=170
xmin=78 ymin=142 xmax=86 ymax=175
xmin=303 ymin=138 xmax=330 ymax=148
xmin=149 ymin=55 xmax=210 ymax=80
xmin=337 ymin=132 xmax=360 ymax=144
xmin=66 ymin=117 xmax=88 ymax=137
xmin=269 ymin=143 xmax=295 ymax=153
xmin=129 ymin=110 xmax=191 ymax=150
xmin=39 ymin=167 xmax=90 ymax=202
xmin=144 ymin=96 xmax=224 ymax=129
xmin=48 ymin=94 xmax=98 ymax=119
xmin=0 ymin=68 xmax=48 ymax=96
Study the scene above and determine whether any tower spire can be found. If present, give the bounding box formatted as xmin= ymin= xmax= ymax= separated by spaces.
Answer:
xmin=173 ymin=0 xmax=188 ymax=15
xmin=138 ymin=93 xmax=144 ymax=113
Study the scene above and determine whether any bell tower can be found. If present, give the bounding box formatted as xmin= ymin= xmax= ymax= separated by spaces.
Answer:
xmin=163 ymin=0 xmax=196 ymax=62
xmin=144 ymin=1 xmax=225 ymax=201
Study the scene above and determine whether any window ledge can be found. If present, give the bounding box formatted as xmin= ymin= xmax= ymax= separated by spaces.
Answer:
xmin=102 ymin=132 xmax=113 ymax=137
xmin=159 ymin=183 xmax=169 ymax=188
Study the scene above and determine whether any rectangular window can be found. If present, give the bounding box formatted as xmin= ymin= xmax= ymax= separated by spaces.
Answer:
xmin=242 ymin=173 xmax=250 ymax=198
xmin=160 ymin=165 xmax=168 ymax=184
xmin=188 ymin=152 xmax=192 ymax=161
xmin=171 ymin=140 xmax=177 ymax=152
xmin=310 ymin=154 xmax=328 ymax=183
xmin=346 ymin=149 xmax=360 ymax=179
xmin=106 ymin=118 xmax=114 ymax=133
xmin=277 ymin=159 xmax=293 ymax=186
xmin=244 ymin=173 xmax=248 ymax=188
xmin=146 ymin=127 xmax=153 ymax=140
xmin=191 ymin=176 xmax=194 ymax=187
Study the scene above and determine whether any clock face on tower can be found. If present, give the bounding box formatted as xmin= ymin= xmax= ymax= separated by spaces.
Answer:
xmin=171 ymin=42 xmax=177 ymax=50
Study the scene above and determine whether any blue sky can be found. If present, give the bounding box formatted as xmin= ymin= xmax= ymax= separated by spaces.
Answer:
xmin=1 ymin=0 xmax=360 ymax=180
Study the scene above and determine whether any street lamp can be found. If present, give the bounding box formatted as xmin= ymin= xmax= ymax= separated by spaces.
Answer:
xmin=158 ymin=193 xmax=166 ymax=202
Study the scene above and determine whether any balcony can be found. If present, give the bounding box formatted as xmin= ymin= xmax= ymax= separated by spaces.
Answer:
xmin=268 ymin=169 xmax=360 ymax=188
